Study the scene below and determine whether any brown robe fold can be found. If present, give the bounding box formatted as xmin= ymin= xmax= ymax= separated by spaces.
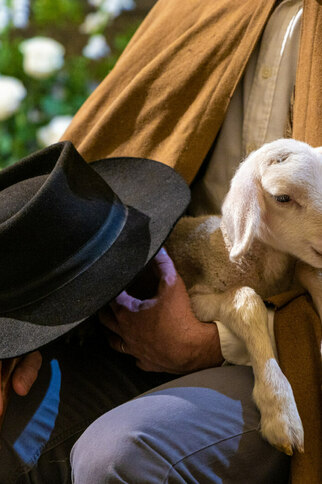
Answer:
xmin=62 ymin=0 xmax=322 ymax=482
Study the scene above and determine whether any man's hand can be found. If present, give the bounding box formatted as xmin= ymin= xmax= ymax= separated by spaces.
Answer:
xmin=0 ymin=351 xmax=42 ymax=417
xmin=99 ymin=248 xmax=224 ymax=374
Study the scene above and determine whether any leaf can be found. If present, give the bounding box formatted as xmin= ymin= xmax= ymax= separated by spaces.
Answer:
xmin=0 ymin=132 xmax=13 ymax=156
xmin=32 ymin=0 xmax=84 ymax=26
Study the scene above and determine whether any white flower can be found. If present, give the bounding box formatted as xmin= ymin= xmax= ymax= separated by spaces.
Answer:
xmin=88 ymin=0 xmax=103 ymax=7
xmin=0 ymin=0 xmax=29 ymax=31
xmin=80 ymin=11 xmax=109 ymax=34
xmin=100 ymin=0 xmax=135 ymax=17
xmin=0 ymin=76 xmax=26 ymax=121
xmin=37 ymin=116 xmax=73 ymax=147
xmin=20 ymin=37 xmax=65 ymax=79
xmin=12 ymin=0 xmax=30 ymax=28
xmin=82 ymin=0 xmax=136 ymax=33
xmin=0 ymin=1 xmax=10 ymax=33
xmin=83 ymin=35 xmax=110 ymax=59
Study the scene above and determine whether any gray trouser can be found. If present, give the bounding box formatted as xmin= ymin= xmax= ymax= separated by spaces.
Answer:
xmin=71 ymin=366 xmax=290 ymax=483
xmin=0 ymin=321 xmax=290 ymax=483
xmin=0 ymin=322 xmax=173 ymax=484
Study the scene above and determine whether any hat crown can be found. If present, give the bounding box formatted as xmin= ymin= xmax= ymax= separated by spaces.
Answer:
xmin=0 ymin=141 xmax=127 ymax=311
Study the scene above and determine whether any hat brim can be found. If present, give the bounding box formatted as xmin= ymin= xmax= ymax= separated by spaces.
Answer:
xmin=0 ymin=157 xmax=190 ymax=358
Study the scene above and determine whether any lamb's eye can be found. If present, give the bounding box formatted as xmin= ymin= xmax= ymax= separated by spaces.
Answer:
xmin=276 ymin=154 xmax=289 ymax=163
xmin=271 ymin=153 xmax=290 ymax=164
xmin=274 ymin=194 xmax=291 ymax=203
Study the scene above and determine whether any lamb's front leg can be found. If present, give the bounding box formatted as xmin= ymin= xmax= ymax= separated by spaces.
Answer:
xmin=189 ymin=285 xmax=304 ymax=455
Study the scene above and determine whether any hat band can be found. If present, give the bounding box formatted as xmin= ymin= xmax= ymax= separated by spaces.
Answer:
xmin=0 ymin=196 xmax=128 ymax=313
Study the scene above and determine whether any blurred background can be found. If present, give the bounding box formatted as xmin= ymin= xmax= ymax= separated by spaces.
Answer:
xmin=0 ymin=0 xmax=156 ymax=168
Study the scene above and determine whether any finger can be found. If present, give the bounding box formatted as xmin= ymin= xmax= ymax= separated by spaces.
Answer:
xmin=110 ymin=291 xmax=142 ymax=313
xmin=107 ymin=332 xmax=129 ymax=355
xmin=98 ymin=307 xmax=122 ymax=336
xmin=12 ymin=351 xmax=42 ymax=396
xmin=135 ymin=359 xmax=174 ymax=373
xmin=153 ymin=247 xmax=177 ymax=290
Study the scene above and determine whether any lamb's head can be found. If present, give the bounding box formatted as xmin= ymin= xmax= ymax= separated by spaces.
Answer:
xmin=221 ymin=138 xmax=322 ymax=268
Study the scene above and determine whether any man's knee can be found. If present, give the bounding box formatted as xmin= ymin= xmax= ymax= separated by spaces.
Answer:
xmin=70 ymin=367 xmax=291 ymax=483
xmin=71 ymin=410 xmax=169 ymax=483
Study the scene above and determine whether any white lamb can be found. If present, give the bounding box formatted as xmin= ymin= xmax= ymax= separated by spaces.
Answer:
xmin=166 ymin=138 xmax=322 ymax=456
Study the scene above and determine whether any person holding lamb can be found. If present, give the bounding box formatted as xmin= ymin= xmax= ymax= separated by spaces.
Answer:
xmin=0 ymin=1 xmax=321 ymax=483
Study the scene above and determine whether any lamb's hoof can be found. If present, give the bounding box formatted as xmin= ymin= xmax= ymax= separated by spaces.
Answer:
xmin=274 ymin=444 xmax=293 ymax=456
xmin=259 ymin=400 xmax=305 ymax=456
xmin=253 ymin=364 xmax=304 ymax=456
xmin=260 ymin=414 xmax=304 ymax=456
xmin=274 ymin=442 xmax=305 ymax=456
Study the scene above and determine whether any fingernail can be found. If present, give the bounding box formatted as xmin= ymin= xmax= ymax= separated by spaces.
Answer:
xmin=159 ymin=247 xmax=167 ymax=255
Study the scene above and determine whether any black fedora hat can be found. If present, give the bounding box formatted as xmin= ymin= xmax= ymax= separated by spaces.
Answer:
xmin=0 ymin=141 xmax=190 ymax=359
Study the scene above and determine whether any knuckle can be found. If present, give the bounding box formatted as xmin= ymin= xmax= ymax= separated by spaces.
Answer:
xmin=115 ymin=306 xmax=127 ymax=319
xmin=111 ymin=303 xmax=127 ymax=320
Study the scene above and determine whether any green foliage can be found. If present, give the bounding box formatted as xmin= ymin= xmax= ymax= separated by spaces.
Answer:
xmin=32 ymin=0 xmax=83 ymax=27
xmin=0 ymin=37 xmax=24 ymax=78
xmin=0 ymin=1 xmax=141 ymax=169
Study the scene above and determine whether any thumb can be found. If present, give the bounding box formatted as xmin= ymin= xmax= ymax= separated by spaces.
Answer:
xmin=153 ymin=247 xmax=178 ymax=290
xmin=110 ymin=290 xmax=142 ymax=313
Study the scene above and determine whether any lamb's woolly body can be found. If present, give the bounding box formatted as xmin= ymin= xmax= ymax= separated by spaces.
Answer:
xmin=166 ymin=215 xmax=294 ymax=300
xmin=165 ymin=138 xmax=322 ymax=456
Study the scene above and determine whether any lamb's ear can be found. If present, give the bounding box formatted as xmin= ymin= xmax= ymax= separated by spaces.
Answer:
xmin=221 ymin=157 xmax=263 ymax=261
